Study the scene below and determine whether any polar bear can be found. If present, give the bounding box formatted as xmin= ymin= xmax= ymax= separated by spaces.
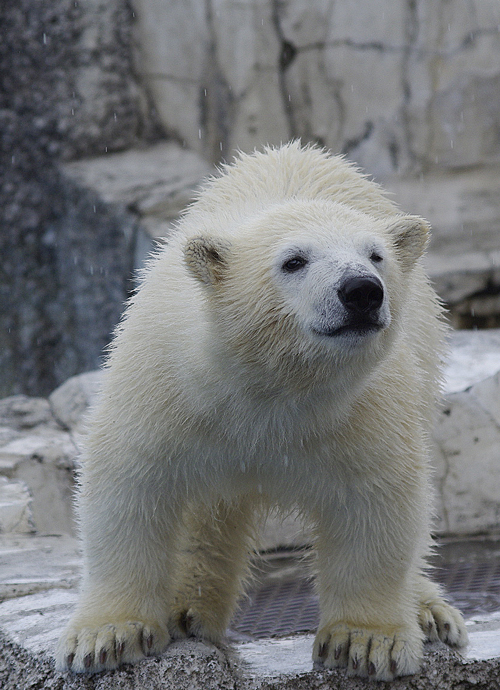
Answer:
xmin=56 ymin=142 xmax=467 ymax=680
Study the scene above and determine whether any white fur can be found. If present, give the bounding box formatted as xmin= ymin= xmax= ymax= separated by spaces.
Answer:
xmin=56 ymin=142 xmax=467 ymax=679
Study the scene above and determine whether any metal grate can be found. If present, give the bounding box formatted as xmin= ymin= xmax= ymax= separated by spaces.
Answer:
xmin=232 ymin=577 xmax=319 ymax=639
xmin=230 ymin=547 xmax=500 ymax=639
xmin=433 ymin=557 xmax=500 ymax=619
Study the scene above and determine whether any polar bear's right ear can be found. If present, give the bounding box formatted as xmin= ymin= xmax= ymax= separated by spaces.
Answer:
xmin=184 ymin=236 xmax=231 ymax=286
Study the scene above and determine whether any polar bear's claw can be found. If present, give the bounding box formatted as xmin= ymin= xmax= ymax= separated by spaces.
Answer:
xmin=313 ymin=623 xmax=422 ymax=681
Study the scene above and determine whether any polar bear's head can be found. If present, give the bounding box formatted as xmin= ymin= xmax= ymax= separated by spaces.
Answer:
xmin=184 ymin=199 xmax=429 ymax=377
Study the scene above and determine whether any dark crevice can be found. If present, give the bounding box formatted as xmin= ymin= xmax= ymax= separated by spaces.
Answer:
xmin=400 ymin=0 xmax=423 ymax=173
xmin=341 ymin=121 xmax=374 ymax=157
xmin=271 ymin=0 xmax=296 ymax=139
xmin=388 ymin=138 xmax=400 ymax=170
xmin=279 ymin=40 xmax=297 ymax=71
xmin=200 ymin=0 xmax=235 ymax=163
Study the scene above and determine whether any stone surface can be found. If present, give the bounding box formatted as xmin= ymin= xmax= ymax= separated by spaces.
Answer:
xmin=0 ymin=0 xmax=157 ymax=162
xmin=0 ymin=0 xmax=162 ymax=399
xmin=383 ymin=169 xmax=500 ymax=327
xmin=132 ymin=0 xmax=500 ymax=175
xmin=0 ymin=533 xmax=80 ymax=602
xmin=237 ymin=635 xmax=500 ymax=688
xmin=0 ymin=396 xmax=77 ymax=535
xmin=433 ymin=329 xmax=500 ymax=535
xmin=0 ymin=478 xmax=34 ymax=534
xmin=49 ymin=371 xmax=103 ymax=435
xmin=0 ymin=147 xmax=141 ymax=398
xmin=0 ymin=396 xmax=55 ymax=431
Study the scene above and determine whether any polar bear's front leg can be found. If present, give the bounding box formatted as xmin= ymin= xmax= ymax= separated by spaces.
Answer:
xmin=56 ymin=479 xmax=176 ymax=673
xmin=311 ymin=498 xmax=426 ymax=681
xmin=168 ymin=498 xmax=255 ymax=643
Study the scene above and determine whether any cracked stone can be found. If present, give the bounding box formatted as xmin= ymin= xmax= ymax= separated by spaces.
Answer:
xmin=0 ymin=478 xmax=34 ymax=535
xmin=433 ymin=329 xmax=500 ymax=535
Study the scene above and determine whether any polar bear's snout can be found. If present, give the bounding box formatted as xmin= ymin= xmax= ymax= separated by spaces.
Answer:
xmin=312 ymin=271 xmax=388 ymax=339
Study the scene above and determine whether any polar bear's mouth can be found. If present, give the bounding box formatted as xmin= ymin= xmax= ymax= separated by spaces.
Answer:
xmin=312 ymin=320 xmax=384 ymax=338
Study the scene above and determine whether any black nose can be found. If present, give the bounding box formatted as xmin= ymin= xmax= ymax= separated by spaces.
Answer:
xmin=338 ymin=275 xmax=384 ymax=314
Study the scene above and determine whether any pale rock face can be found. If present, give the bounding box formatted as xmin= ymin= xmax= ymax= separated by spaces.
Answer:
xmin=49 ymin=371 xmax=103 ymax=435
xmin=408 ymin=0 xmax=500 ymax=169
xmin=132 ymin=0 xmax=500 ymax=174
xmin=433 ymin=329 xmax=500 ymax=535
xmin=0 ymin=396 xmax=77 ymax=535
xmin=0 ymin=477 xmax=34 ymax=534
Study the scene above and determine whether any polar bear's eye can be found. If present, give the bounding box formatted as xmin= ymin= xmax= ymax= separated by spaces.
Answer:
xmin=370 ymin=251 xmax=383 ymax=264
xmin=282 ymin=256 xmax=308 ymax=273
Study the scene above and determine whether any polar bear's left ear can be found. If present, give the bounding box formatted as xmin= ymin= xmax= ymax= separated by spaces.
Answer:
xmin=388 ymin=215 xmax=430 ymax=269
xmin=184 ymin=236 xmax=231 ymax=286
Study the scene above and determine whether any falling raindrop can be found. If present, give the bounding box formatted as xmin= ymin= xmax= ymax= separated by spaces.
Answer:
xmin=198 ymin=129 xmax=202 ymax=139
xmin=114 ymin=112 xmax=117 ymax=121
xmin=219 ymin=141 xmax=223 ymax=151
xmin=43 ymin=33 xmax=47 ymax=45
xmin=93 ymin=205 xmax=96 ymax=213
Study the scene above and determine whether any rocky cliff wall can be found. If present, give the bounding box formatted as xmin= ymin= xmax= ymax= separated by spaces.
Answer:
xmin=133 ymin=0 xmax=500 ymax=174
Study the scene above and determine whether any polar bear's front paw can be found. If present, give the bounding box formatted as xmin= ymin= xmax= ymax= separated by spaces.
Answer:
xmin=56 ymin=621 xmax=170 ymax=673
xmin=168 ymin=607 xmax=223 ymax=644
xmin=313 ymin=622 xmax=422 ymax=681
xmin=419 ymin=597 xmax=468 ymax=648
